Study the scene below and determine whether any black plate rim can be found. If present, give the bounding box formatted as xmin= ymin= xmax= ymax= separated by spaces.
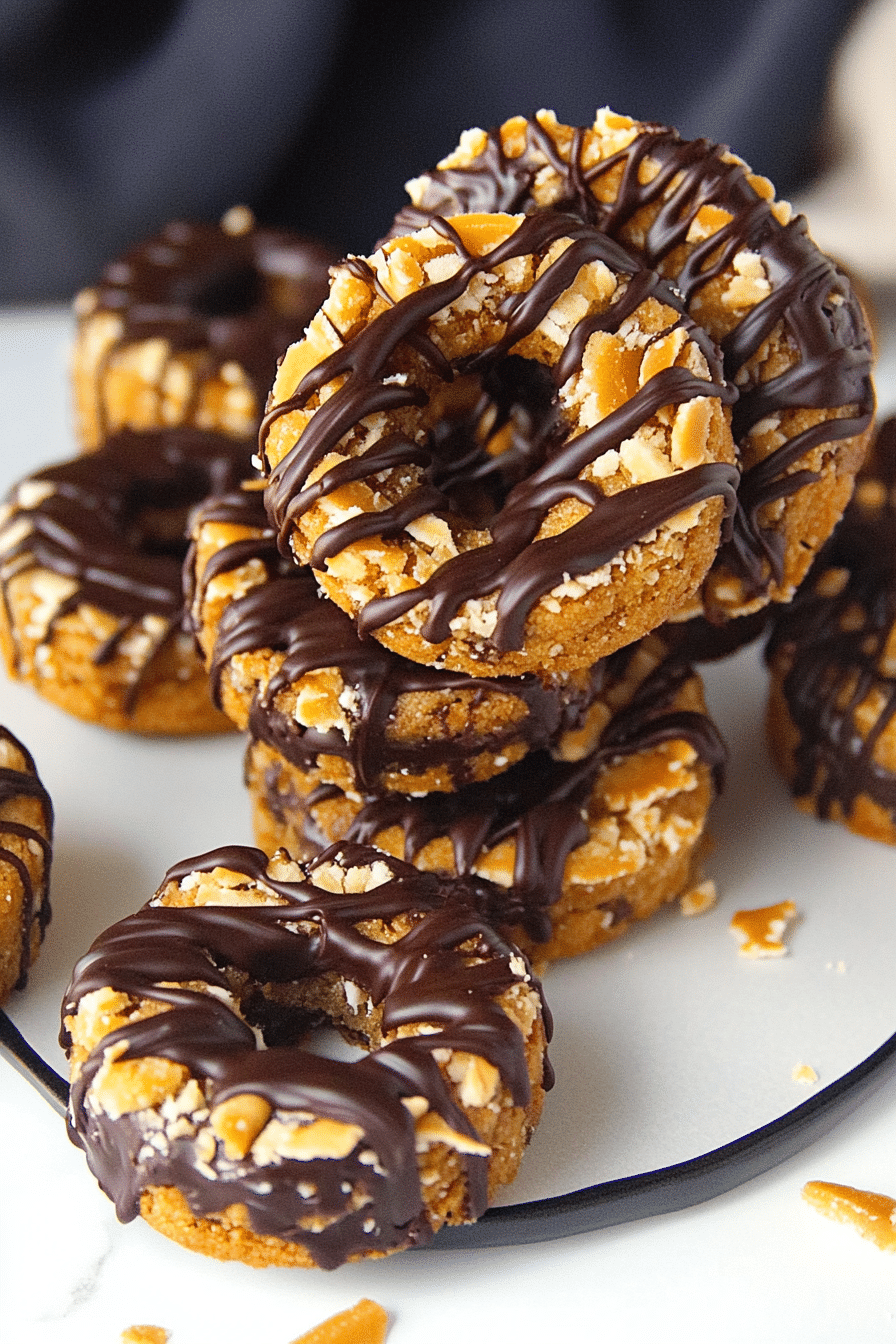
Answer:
xmin=4 ymin=1010 xmax=895 ymax=1254
xmin=428 ymin=1024 xmax=896 ymax=1249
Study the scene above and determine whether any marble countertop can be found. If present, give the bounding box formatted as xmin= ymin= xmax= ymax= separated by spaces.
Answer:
xmin=1 ymin=294 xmax=895 ymax=1344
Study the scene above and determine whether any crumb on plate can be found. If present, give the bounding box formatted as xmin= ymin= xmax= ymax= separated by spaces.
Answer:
xmin=680 ymin=879 xmax=717 ymax=916
xmin=730 ymin=899 xmax=797 ymax=957
xmin=792 ymin=1062 xmax=819 ymax=1085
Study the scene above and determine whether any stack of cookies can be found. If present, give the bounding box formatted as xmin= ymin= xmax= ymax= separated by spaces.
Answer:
xmin=189 ymin=475 xmax=728 ymax=964
xmin=187 ymin=106 xmax=877 ymax=964
xmin=187 ymin=207 xmax=737 ymax=965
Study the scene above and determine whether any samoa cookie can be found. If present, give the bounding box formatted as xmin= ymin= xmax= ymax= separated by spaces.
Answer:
xmin=188 ymin=481 xmax=613 ymax=795
xmin=0 ymin=427 xmax=253 ymax=733
xmin=261 ymin=209 xmax=739 ymax=677
xmin=765 ymin=416 xmax=896 ymax=843
xmin=71 ymin=207 xmax=337 ymax=450
xmin=388 ymin=109 xmax=875 ymax=621
xmin=61 ymin=842 xmax=551 ymax=1269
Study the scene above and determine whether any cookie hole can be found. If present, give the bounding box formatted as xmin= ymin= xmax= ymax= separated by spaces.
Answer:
xmin=173 ymin=261 xmax=263 ymax=318
xmin=429 ymin=356 xmax=561 ymax=526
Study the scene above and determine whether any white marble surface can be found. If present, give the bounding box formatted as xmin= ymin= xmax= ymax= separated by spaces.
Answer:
xmin=1 ymin=299 xmax=895 ymax=1344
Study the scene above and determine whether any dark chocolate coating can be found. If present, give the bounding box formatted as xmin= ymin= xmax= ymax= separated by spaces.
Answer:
xmin=1 ymin=428 xmax=254 ymax=711
xmin=61 ymin=843 xmax=549 ymax=1268
xmin=0 ymin=726 xmax=53 ymax=994
xmin=190 ymin=485 xmax=605 ymax=790
xmin=766 ymin=417 xmax=896 ymax=827
xmin=386 ymin=116 xmax=875 ymax=604
xmin=262 ymin=210 xmax=739 ymax=654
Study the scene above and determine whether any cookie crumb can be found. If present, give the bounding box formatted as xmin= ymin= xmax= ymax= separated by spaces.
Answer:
xmin=289 ymin=1298 xmax=389 ymax=1344
xmin=121 ymin=1328 xmax=170 ymax=1344
xmin=802 ymin=1181 xmax=896 ymax=1252
xmin=730 ymin=899 xmax=797 ymax=957
xmin=792 ymin=1062 xmax=818 ymax=1085
xmin=680 ymin=879 xmax=717 ymax=916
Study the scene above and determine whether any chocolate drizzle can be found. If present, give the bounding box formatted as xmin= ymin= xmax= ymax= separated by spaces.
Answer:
xmin=0 ymin=726 xmax=53 ymax=994
xmin=766 ymin=417 xmax=896 ymax=826
xmin=191 ymin=486 xmax=604 ymax=790
xmin=387 ymin=116 xmax=875 ymax=600
xmin=61 ymin=843 xmax=549 ymax=1268
xmin=289 ymin=652 xmax=727 ymax=944
xmin=89 ymin=217 xmax=337 ymax=432
xmin=0 ymin=428 xmax=254 ymax=711
xmin=262 ymin=210 xmax=738 ymax=653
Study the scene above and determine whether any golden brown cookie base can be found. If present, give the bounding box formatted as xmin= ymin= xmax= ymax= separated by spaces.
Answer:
xmin=763 ymin=415 xmax=896 ymax=846
xmin=398 ymin=111 xmax=874 ymax=623
xmin=190 ymin=504 xmax=606 ymax=790
xmin=328 ymin=497 xmax=728 ymax=679
xmin=1 ymin=579 xmax=232 ymax=735
xmin=138 ymin=1032 xmax=547 ymax=1270
xmin=701 ymin=407 xmax=873 ymax=618
xmin=64 ymin=848 xmax=549 ymax=1267
xmin=0 ymin=877 xmax=43 ymax=1005
xmin=215 ymin=635 xmax=573 ymax=793
xmin=140 ymin=1187 xmax=335 ymax=1269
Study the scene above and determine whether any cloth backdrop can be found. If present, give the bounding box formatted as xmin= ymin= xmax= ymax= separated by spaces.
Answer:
xmin=0 ymin=0 xmax=872 ymax=302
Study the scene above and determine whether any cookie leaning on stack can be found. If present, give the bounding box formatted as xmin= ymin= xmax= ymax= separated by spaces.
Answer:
xmin=62 ymin=842 xmax=551 ymax=1268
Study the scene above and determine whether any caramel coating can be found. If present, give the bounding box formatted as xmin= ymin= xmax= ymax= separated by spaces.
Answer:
xmin=802 ymin=1180 xmax=896 ymax=1252
xmin=289 ymin=1298 xmax=389 ymax=1344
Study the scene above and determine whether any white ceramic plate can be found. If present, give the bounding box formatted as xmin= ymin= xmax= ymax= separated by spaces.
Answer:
xmin=3 ymin=303 xmax=894 ymax=1181
xmin=1 ymin=303 xmax=895 ymax=1340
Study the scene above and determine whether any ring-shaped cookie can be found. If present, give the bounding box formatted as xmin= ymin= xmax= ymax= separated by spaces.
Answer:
xmin=245 ymin=636 xmax=726 ymax=964
xmin=765 ymin=416 xmax=896 ymax=843
xmin=386 ymin=109 xmax=875 ymax=621
xmin=0 ymin=427 xmax=253 ymax=733
xmin=262 ymin=209 xmax=739 ymax=676
xmin=0 ymin=726 xmax=52 ymax=1002
xmin=188 ymin=482 xmax=610 ymax=794
xmin=62 ymin=842 xmax=550 ymax=1268
xmin=72 ymin=208 xmax=337 ymax=449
